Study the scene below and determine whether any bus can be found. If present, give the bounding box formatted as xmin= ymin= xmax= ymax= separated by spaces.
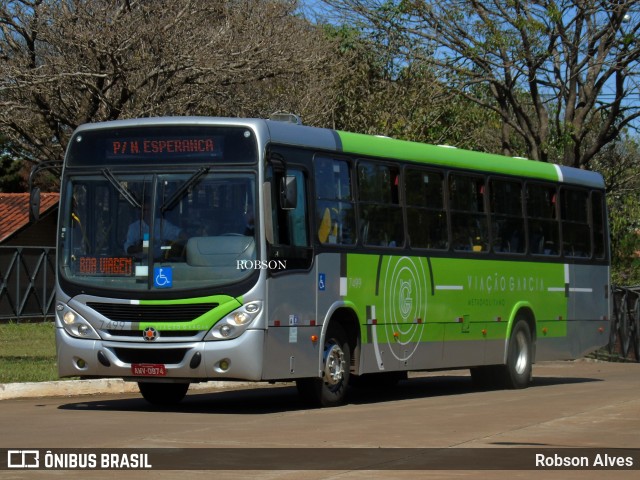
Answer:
xmin=53 ymin=116 xmax=610 ymax=407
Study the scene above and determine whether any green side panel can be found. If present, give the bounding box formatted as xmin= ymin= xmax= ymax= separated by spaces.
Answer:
xmin=137 ymin=295 xmax=242 ymax=331
xmin=343 ymin=253 xmax=568 ymax=345
xmin=337 ymin=131 xmax=559 ymax=181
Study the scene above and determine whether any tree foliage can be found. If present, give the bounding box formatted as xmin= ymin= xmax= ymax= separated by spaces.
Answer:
xmin=321 ymin=0 xmax=640 ymax=168
xmin=591 ymin=136 xmax=640 ymax=284
xmin=320 ymin=23 xmax=505 ymax=152
xmin=0 ymin=136 xmax=23 ymax=192
xmin=0 ymin=0 xmax=340 ymax=165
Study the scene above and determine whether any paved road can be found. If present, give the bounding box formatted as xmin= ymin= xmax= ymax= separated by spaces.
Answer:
xmin=0 ymin=359 xmax=639 ymax=479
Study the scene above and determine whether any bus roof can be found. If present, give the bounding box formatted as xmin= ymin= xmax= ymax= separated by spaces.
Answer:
xmin=71 ymin=116 xmax=605 ymax=189
xmin=335 ymin=130 xmax=605 ymax=189
xmin=264 ymin=119 xmax=604 ymax=189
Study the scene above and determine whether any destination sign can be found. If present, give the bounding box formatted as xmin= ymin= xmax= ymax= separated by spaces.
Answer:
xmin=110 ymin=137 xmax=217 ymax=156
xmin=76 ymin=256 xmax=134 ymax=276
xmin=66 ymin=125 xmax=257 ymax=166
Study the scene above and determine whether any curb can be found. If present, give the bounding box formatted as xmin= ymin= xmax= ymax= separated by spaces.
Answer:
xmin=0 ymin=379 xmax=254 ymax=401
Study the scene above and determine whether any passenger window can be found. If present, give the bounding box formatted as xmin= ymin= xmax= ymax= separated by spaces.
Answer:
xmin=526 ymin=183 xmax=559 ymax=255
xmin=560 ymin=188 xmax=590 ymax=258
xmin=314 ymin=157 xmax=356 ymax=245
xmin=357 ymin=161 xmax=403 ymax=247
xmin=489 ymin=179 xmax=525 ymax=254
xmin=592 ymin=191 xmax=606 ymax=260
xmin=449 ymin=174 xmax=488 ymax=252
xmin=405 ymin=168 xmax=447 ymax=249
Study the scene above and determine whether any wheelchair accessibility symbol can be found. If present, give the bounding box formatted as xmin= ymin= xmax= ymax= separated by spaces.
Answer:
xmin=154 ymin=267 xmax=173 ymax=288
xmin=318 ymin=273 xmax=326 ymax=291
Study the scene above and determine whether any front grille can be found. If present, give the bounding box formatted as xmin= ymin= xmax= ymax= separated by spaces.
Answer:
xmin=107 ymin=329 xmax=200 ymax=338
xmin=87 ymin=302 xmax=217 ymax=322
xmin=112 ymin=347 xmax=189 ymax=364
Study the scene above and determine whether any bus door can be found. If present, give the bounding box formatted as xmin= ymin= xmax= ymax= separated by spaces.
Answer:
xmin=262 ymin=164 xmax=318 ymax=379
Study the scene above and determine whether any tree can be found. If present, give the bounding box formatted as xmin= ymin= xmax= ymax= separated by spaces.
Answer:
xmin=0 ymin=135 xmax=24 ymax=192
xmin=320 ymin=0 xmax=640 ymax=167
xmin=0 ymin=0 xmax=340 ymax=167
xmin=591 ymin=135 xmax=640 ymax=284
xmin=317 ymin=23 xmax=506 ymax=152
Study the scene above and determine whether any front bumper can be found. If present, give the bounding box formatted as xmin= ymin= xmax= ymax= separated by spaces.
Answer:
xmin=56 ymin=327 xmax=265 ymax=382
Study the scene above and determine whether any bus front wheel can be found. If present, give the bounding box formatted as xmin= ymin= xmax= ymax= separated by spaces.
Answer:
xmin=138 ymin=382 xmax=189 ymax=406
xmin=296 ymin=323 xmax=351 ymax=407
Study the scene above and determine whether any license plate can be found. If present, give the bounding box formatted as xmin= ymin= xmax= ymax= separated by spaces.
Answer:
xmin=131 ymin=364 xmax=167 ymax=376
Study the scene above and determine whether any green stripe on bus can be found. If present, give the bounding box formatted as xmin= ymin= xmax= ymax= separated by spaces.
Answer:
xmin=138 ymin=295 xmax=242 ymax=331
xmin=337 ymin=131 xmax=559 ymax=181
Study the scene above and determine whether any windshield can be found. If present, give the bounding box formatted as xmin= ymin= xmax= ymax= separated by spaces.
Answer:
xmin=59 ymin=171 xmax=257 ymax=292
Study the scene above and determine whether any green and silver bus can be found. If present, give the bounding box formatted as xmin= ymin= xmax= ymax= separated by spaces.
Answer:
xmin=55 ymin=116 xmax=610 ymax=406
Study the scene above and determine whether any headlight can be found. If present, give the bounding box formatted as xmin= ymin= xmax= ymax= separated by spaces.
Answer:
xmin=56 ymin=303 xmax=100 ymax=340
xmin=206 ymin=301 xmax=262 ymax=341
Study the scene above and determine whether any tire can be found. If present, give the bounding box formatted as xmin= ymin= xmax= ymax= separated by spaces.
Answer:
xmin=499 ymin=318 xmax=532 ymax=389
xmin=138 ymin=382 xmax=189 ymax=406
xmin=296 ymin=323 xmax=351 ymax=407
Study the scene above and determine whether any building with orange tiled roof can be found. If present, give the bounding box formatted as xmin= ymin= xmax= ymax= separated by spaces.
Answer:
xmin=0 ymin=192 xmax=59 ymax=246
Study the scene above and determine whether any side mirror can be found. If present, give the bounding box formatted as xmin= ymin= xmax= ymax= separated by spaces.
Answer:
xmin=29 ymin=187 xmax=41 ymax=223
xmin=279 ymin=175 xmax=297 ymax=210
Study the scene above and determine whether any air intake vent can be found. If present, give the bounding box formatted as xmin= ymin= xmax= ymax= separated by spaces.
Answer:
xmin=87 ymin=302 xmax=217 ymax=322
xmin=113 ymin=347 xmax=189 ymax=364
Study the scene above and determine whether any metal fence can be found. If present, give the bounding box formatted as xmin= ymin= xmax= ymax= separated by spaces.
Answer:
xmin=606 ymin=285 xmax=640 ymax=362
xmin=0 ymin=247 xmax=56 ymax=321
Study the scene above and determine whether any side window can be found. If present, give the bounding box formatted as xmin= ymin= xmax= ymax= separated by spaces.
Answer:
xmin=266 ymin=164 xmax=312 ymax=270
xmin=449 ymin=174 xmax=488 ymax=252
xmin=314 ymin=157 xmax=356 ymax=245
xmin=526 ymin=183 xmax=559 ymax=255
xmin=592 ymin=191 xmax=606 ymax=260
xmin=358 ymin=161 xmax=403 ymax=247
xmin=405 ymin=168 xmax=447 ymax=249
xmin=489 ymin=179 xmax=525 ymax=254
xmin=560 ymin=188 xmax=590 ymax=257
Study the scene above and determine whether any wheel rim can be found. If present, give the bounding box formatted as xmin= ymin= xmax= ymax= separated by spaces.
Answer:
xmin=514 ymin=330 xmax=529 ymax=375
xmin=323 ymin=342 xmax=346 ymax=386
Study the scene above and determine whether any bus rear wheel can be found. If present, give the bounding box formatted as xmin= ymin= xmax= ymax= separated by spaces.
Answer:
xmin=296 ymin=323 xmax=350 ymax=407
xmin=138 ymin=382 xmax=189 ymax=406
xmin=500 ymin=318 xmax=533 ymax=389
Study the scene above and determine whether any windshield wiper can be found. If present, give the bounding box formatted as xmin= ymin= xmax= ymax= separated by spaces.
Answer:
xmin=102 ymin=168 xmax=141 ymax=209
xmin=160 ymin=167 xmax=210 ymax=214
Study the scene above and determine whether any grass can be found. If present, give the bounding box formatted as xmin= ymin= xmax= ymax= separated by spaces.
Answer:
xmin=0 ymin=321 xmax=61 ymax=383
